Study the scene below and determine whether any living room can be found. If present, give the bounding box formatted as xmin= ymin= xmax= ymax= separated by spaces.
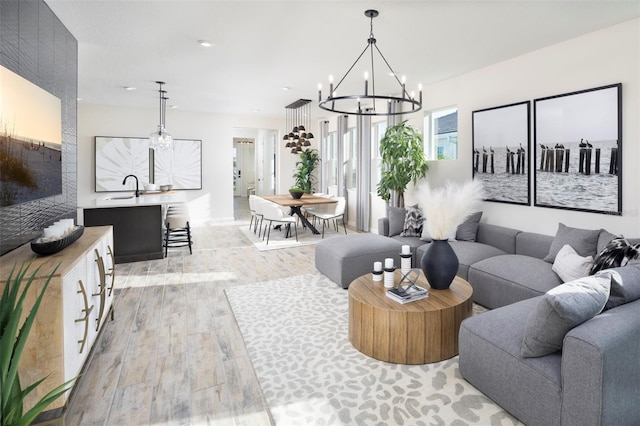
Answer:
xmin=1 ymin=1 xmax=640 ymax=425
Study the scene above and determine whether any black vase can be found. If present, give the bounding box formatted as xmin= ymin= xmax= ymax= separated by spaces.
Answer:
xmin=420 ymin=239 xmax=459 ymax=290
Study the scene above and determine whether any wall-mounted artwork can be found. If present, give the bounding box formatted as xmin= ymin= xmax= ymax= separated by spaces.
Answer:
xmin=472 ymin=101 xmax=530 ymax=205
xmin=0 ymin=65 xmax=62 ymax=206
xmin=534 ymin=84 xmax=622 ymax=215
xmin=95 ymin=137 xmax=202 ymax=191
xmin=95 ymin=137 xmax=151 ymax=192
xmin=154 ymin=139 xmax=202 ymax=190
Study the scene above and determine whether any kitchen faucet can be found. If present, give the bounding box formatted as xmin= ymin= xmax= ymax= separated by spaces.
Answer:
xmin=122 ymin=174 xmax=140 ymax=197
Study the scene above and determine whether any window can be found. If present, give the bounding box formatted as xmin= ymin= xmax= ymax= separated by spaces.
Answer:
xmin=371 ymin=120 xmax=387 ymax=188
xmin=424 ymin=107 xmax=458 ymax=160
xmin=344 ymin=127 xmax=357 ymax=189
xmin=326 ymin=131 xmax=338 ymax=187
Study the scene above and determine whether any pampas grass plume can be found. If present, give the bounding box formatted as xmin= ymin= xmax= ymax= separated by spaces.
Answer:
xmin=418 ymin=180 xmax=485 ymax=240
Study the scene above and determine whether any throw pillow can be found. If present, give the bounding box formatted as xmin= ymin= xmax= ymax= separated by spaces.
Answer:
xmin=552 ymin=244 xmax=594 ymax=283
xmin=590 ymin=236 xmax=640 ymax=274
xmin=456 ymin=211 xmax=483 ymax=242
xmin=521 ymin=272 xmax=611 ymax=358
xmin=543 ymin=223 xmax=600 ymax=263
xmin=400 ymin=205 xmax=424 ymax=237
xmin=388 ymin=206 xmax=406 ymax=237
xmin=606 ymin=264 xmax=640 ymax=309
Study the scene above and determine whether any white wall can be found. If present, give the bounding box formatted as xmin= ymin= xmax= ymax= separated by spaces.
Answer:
xmin=405 ymin=18 xmax=640 ymax=236
xmin=78 ymin=104 xmax=283 ymax=224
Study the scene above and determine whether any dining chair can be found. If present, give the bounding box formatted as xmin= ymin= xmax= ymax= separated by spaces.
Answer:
xmin=308 ymin=196 xmax=347 ymax=238
xmin=252 ymin=197 xmax=266 ymax=238
xmin=248 ymin=194 xmax=261 ymax=233
xmin=261 ymin=201 xmax=298 ymax=245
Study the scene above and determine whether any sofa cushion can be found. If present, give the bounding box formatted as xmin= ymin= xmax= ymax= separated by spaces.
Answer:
xmin=606 ymin=264 xmax=640 ymax=309
xmin=468 ymin=254 xmax=562 ymax=309
xmin=416 ymin=241 xmax=506 ymax=280
xmin=400 ymin=205 xmax=424 ymax=237
xmin=552 ymin=244 xmax=593 ymax=283
xmin=590 ymin=236 xmax=640 ymax=274
xmin=597 ymin=229 xmax=618 ymax=254
xmin=521 ymin=272 xmax=611 ymax=358
xmin=388 ymin=206 xmax=406 ymax=237
xmin=543 ymin=223 xmax=600 ymax=263
xmin=456 ymin=211 xmax=482 ymax=242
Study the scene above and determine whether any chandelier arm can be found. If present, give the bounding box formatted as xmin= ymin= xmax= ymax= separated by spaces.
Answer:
xmin=332 ymin=43 xmax=371 ymax=94
xmin=373 ymin=43 xmax=409 ymax=98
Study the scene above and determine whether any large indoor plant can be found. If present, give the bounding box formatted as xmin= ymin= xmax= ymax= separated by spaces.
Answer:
xmin=377 ymin=121 xmax=428 ymax=207
xmin=292 ymin=148 xmax=320 ymax=194
xmin=1 ymin=262 xmax=75 ymax=426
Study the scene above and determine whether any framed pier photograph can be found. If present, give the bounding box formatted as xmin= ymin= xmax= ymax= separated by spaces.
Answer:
xmin=472 ymin=101 xmax=531 ymax=205
xmin=533 ymin=84 xmax=622 ymax=215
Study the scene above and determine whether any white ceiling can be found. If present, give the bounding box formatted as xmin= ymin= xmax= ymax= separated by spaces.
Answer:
xmin=45 ymin=0 xmax=640 ymax=120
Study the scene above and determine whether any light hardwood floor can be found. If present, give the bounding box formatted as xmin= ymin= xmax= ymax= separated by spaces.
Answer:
xmin=65 ymin=197 xmax=319 ymax=425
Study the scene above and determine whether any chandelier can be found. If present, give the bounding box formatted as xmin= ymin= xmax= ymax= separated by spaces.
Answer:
xmin=283 ymin=99 xmax=314 ymax=154
xmin=149 ymin=81 xmax=173 ymax=151
xmin=318 ymin=10 xmax=422 ymax=116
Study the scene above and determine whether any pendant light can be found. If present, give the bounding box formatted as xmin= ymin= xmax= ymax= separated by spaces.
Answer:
xmin=283 ymin=99 xmax=313 ymax=154
xmin=149 ymin=81 xmax=173 ymax=151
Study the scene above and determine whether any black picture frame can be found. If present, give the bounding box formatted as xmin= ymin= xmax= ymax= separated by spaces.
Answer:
xmin=533 ymin=84 xmax=622 ymax=215
xmin=472 ymin=101 xmax=531 ymax=205
xmin=95 ymin=136 xmax=203 ymax=192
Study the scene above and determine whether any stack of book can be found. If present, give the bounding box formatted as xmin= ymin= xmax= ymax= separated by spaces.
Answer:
xmin=386 ymin=285 xmax=429 ymax=304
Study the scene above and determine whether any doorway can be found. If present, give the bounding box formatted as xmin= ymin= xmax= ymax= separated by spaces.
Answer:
xmin=232 ymin=129 xmax=277 ymax=198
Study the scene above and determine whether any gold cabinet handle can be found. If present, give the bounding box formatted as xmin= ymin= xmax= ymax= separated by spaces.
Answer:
xmin=93 ymin=249 xmax=107 ymax=331
xmin=75 ymin=279 xmax=94 ymax=354
xmin=106 ymin=245 xmax=116 ymax=296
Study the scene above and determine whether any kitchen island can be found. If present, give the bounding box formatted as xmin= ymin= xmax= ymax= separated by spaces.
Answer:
xmin=80 ymin=192 xmax=186 ymax=263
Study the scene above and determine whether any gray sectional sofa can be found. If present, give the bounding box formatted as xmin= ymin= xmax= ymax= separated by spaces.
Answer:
xmin=376 ymin=215 xmax=640 ymax=426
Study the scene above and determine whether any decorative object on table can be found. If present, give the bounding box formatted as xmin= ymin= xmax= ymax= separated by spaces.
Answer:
xmin=534 ymin=83 xmax=622 ymax=215
xmin=417 ymin=179 xmax=485 ymax=289
xmin=472 ymin=100 xmax=530 ymax=206
xmin=149 ymin=81 xmax=173 ymax=152
xmin=1 ymin=262 xmax=76 ymax=425
xmin=400 ymin=245 xmax=412 ymax=279
xmin=288 ymin=187 xmax=304 ymax=200
xmin=383 ymin=257 xmax=395 ymax=289
xmin=292 ymin=148 xmax=320 ymax=193
xmin=377 ymin=121 xmax=428 ymax=207
xmin=31 ymin=224 xmax=84 ymax=256
xmin=386 ymin=277 xmax=429 ymax=304
xmin=372 ymin=261 xmax=383 ymax=282
xmin=317 ymin=10 xmax=422 ymax=117
xmin=159 ymin=184 xmax=173 ymax=192
xmin=283 ymin=99 xmax=314 ymax=154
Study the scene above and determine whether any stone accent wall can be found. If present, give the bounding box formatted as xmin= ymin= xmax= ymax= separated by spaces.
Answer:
xmin=0 ymin=0 xmax=77 ymax=255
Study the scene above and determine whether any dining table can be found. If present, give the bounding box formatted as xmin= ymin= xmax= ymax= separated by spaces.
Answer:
xmin=261 ymin=194 xmax=337 ymax=235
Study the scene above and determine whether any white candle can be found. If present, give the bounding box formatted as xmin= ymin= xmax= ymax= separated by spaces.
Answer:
xmin=385 ymin=258 xmax=394 ymax=269
xmin=402 ymin=245 xmax=410 ymax=255
xmin=43 ymin=227 xmax=56 ymax=238
xmin=373 ymin=261 xmax=382 ymax=272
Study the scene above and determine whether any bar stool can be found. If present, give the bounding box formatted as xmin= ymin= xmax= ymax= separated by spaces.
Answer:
xmin=164 ymin=204 xmax=193 ymax=256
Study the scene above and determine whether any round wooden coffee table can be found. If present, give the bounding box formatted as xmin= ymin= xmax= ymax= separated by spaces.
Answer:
xmin=348 ymin=270 xmax=473 ymax=364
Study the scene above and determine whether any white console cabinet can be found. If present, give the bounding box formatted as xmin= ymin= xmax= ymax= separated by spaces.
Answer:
xmin=0 ymin=226 xmax=115 ymax=422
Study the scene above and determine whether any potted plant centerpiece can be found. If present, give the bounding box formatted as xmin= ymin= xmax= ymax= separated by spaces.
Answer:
xmin=291 ymin=148 xmax=320 ymax=198
xmin=377 ymin=121 xmax=428 ymax=207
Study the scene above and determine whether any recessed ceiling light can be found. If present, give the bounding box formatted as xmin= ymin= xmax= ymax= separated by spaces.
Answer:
xmin=124 ymin=86 xmax=136 ymax=91
xmin=282 ymin=87 xmax=291 ymax=91
xmin=198 ymin=40 xmax=213 ymax=47
xmin=76 ymin=97 xmax=83 ymax=102
xmin=169 ymin=105 xmax=179 ymax=109
xmin=252 ymin=109 xmax=260 ymax=113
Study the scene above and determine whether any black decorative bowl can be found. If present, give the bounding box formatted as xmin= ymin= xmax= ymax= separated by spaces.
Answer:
xmin=289 ymin=190 xmax=304 ymax=199
xmin=31 ymin=225 xmax=85 ymax=255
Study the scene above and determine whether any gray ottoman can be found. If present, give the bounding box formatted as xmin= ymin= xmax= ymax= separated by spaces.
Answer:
xmin=315 ymin=234 xmax=404 ymax=289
